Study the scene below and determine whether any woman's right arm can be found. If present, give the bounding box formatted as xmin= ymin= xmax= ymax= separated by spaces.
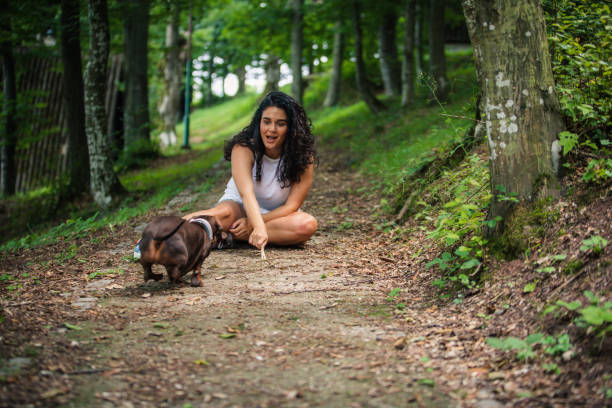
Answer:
xmin=231 ymin=145 xmax=268 ymax=249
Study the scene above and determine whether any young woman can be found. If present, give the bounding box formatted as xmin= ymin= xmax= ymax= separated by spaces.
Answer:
xmin=184 ymin=91 xmax=318 ymax=251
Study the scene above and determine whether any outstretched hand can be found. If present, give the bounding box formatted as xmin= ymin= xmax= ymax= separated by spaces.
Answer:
xmin=248 ymin=225 xmax=268 ymax=251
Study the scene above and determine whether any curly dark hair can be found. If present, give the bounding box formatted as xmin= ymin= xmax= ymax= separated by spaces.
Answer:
xmin=224 ymin=91 xmax=317 ymax=188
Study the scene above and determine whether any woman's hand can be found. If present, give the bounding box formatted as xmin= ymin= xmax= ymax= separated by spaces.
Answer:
xmin=248 ymin=225 xmax=268 ymax=250
xmin=229 ymin=217 xmax=252 ymax=241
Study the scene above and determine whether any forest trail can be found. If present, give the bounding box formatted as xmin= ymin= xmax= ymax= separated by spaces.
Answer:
xmin=1 ymin=153 xmax=610 ymax=407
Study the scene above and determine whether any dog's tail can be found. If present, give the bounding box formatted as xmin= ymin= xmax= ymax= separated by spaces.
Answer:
xmin=152 ymin=219 xmax=186 ymax=241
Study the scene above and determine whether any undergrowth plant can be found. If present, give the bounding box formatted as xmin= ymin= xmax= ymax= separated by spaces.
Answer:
xmin=544 ymin=290 xmax=612 ymax=340
xmin=544 ymin=0 xmax=611 ymax=182
xmin=423 ymin=153 xmax=491 ymax=292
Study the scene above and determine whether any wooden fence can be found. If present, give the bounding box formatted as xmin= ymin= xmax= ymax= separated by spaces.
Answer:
xmin=3 ymin=52 xmax=123 ymax=193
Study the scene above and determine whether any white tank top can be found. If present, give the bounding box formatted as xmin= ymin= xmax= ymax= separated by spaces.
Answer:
xmin=221 ymin=154 xmax=291 ymax=213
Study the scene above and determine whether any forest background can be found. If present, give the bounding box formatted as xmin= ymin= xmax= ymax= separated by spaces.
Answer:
xmin=0 ymin=0 xmax=610 ymax=406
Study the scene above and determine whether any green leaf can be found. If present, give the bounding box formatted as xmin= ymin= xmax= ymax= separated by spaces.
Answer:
xmin=580 ymin=306 xmax=604 ymax=325
xmin=460 ymin=259 xmax=480 ymax=270
xmin=526 ymin=333 xmax=545 ymax=345
xmin=556 ymin=300 xmax=582 ymax=311
xmin=558 ymin=131 xmax=579 ymax=156
xmin=64 ymin=323 xmax=82 ymax=331
xmin=220 ymin=333 xmax=236 ymax=339
xmin=153 ymin=322 xmax=169 ymax=329
xmin=418 ymin=378 xmax=435 ymax=387
xmin=524 ymin=281 xmax=536 ymax=293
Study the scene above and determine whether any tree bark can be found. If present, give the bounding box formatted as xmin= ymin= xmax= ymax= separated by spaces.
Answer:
xmin=324 ymin=20 xmax=344 ymax=107
xmin=290 ymin=0 xmax=303 ymax=104
xmin=351 ymin=0 xmax=384 ymax=113
xmin=378 ymin=10 xmax=401 ymax=96
xmin=429 ymin=0 xmax=448 ymax=103
xmin=60 ymin=0 xmax=90 ymax=195
xmin=122 ymin=0 xmax=150 ymax=150
xmin=401 ymin=0 xmax=416 ymax=107
xmin=84 ymin=0 xmax=124 ymax=209
xmin=263 ymin=55 xmax=280 ymax=95
xmin=158 ymin=4 xmax=181 ymax=148
xmin=236 ymin=65 xmax=246 ymax=95
xmin=415 ymin=0 xmax=425 ymax=75
xmin=0 ymin=44 xmax=17 ymax=197
xmin=461 ymin=0 xmax=565 ymax=228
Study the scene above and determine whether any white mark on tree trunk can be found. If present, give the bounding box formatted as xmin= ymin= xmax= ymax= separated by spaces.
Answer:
xmin=505 ymin=99 xmax=514 ymax=108
xmin=488 ymin=135 xmax=497 ymax=161
xmin=500 ymin=141 xmax=507 ymax=149
xmin=525 ymin=31 xmax=532 ymax=37
xmin=551 ymin=140 xmax=562 ymax=174
xmin=495 ymin=72 xmax=510 ymax=88
xmin=540 ymin=98 xmax=544 ymax=105
xmin=489 ymin=24 xmax=495 ymax=31
xmin=522 ymin=89 xmax=529 ymax=96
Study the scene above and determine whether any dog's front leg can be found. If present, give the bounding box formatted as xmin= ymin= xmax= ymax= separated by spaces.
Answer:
xmin=143 ymin=264 xmax=163 ymax=282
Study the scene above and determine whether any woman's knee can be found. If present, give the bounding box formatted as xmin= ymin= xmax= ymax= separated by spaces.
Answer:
xmin=295 ymin=213 xmax=318 ymax=239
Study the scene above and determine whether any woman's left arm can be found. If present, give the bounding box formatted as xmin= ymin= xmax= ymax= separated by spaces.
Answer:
xmin=262 ymin=162 xmax=314 ymax=222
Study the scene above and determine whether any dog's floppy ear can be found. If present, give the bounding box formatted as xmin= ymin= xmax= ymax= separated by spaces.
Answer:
xmin=202 ymin=215 xmax=224 ymax=243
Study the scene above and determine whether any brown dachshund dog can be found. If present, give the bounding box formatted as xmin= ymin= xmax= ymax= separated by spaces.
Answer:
xmin=136 ymin=215 xmax=223 ymax=287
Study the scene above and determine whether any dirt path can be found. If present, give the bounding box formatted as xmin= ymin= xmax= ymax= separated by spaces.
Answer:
xmin=1 ymin=156 xmax=610 ymax=407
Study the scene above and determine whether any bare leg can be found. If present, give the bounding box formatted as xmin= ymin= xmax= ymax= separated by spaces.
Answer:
xmin=183 ymin=201 xmax=245 ymax=232
xmin=264 ymin=212 xmax=318 ymax=246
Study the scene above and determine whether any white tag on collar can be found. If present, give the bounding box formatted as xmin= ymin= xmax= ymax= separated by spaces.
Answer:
xmin=189 ymin=218 xmax=213 ymax=240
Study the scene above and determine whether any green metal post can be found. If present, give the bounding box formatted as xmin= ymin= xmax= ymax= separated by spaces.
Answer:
xmin=182 ymin=4 xmax=192 ymax=150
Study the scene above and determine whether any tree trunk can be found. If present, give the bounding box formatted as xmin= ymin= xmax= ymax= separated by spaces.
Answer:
xmin=461 ymin=0 xmax=565 ymax=228
xmin=263 ymin=55 xmax=280 ymax=95
xmin=158 ymin=4 xmax=181 ymax=148
xmin=324 ymin=20 xmax=344 ymax=107
xmin=415 ymin=0 xmax=425 ymax=75
xmin=84 ymin=0 xmax=124 ymax=209
xmin=430 ymin=0 xmax=449 ymax=103
xmin=378 ymin=10 xmax=401 ymax=96
xmin=351 ymin=0 xmax=384 ymax=113
xmin=401 ymin=0 xmax=416 ymax=107
xmin=0 ymin=44 xmax=17 ymax=197
xmin=290 ymin=0 xmax=303 ymax=104
xmin=236 ymin=65 xmax=246 ymax=95
xmin=206 ymin=56 xmax=213 ymax=105
xmin=60 ymin=0 xmax=90 ymax=195
xmin=123 ymin=0 xmax=150 ymax=150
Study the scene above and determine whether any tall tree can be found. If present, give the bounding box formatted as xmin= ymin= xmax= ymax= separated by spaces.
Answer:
xmin=122 ymin=0 xmax=151 ymax=150
xmin=378 ymin=7 xmax=401 ymax=96
xmin=84 ymin=0 xmax=124 ymax=209
xmin=0 ymin=43 xmax=17 ymax=196
xmin=401 ymin=0 xmax=416 ymax=107
xmin=324 ymin=20 xmax=344 ymax=107
xmin=158 ymin=3 xmax=182 ymax=148
xmin=461 ymin=0 xmax=565 ymax=227
xmin=351 ymin=0 xmax=384 ymax=113
xmin=290 ymin=0 xmax=304 ymax=104
xmin=415 ymin=0 xmax=426 ymax=74
xmin=60 ymin=0 xmax=90 ymax=195
xmin=429 ymin=0 xmax=448 ymax=102
xmin=263 ymin=55 xmax=280 ymax=94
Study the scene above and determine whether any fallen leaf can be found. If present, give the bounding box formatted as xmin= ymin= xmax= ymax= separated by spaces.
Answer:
xmin=220 ymin=333 xmax=236 ymax=339
xmin=194 ymin=359 xmax=210 ymax=366
xmin=64 ymin=323 xmax=82 ymax=331
xmin=393 ymin=337 xmax=406 ymax=350
xmin=141 ymin=293 xmax=151 ymax=298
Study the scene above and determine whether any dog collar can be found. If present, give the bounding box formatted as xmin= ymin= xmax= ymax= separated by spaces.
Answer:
xmin=189 ymin=218 xmax=213 ymax=240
